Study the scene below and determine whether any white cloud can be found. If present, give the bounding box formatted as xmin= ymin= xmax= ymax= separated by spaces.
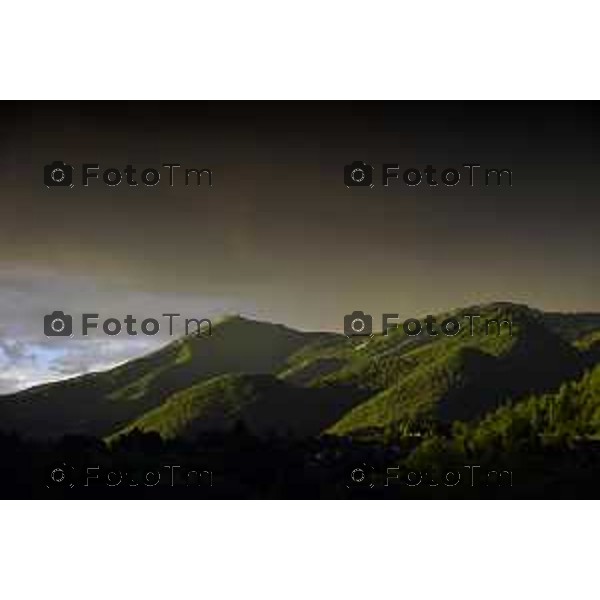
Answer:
xmin=0 ymin=266 xmax=248 ymax=394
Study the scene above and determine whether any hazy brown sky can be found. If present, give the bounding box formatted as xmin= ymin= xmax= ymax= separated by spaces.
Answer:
xmin=1 ymin=101 xmax=599 ymax=391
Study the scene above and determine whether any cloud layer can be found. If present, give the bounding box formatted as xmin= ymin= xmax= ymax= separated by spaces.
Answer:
xmin=0 ymin=266 xmax=249 ymax=393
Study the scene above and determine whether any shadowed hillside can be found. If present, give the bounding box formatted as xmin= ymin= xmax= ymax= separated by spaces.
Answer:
xmin=0 ymin=316 xmax=339 ymax=438
xmin=0 ymin=303 xmax=598 ymax=444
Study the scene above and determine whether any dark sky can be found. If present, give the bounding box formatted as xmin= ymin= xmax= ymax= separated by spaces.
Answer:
xmin=1 ymin=101 xmax=599 ymax=391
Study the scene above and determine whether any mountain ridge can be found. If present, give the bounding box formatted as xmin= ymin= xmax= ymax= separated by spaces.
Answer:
xmin=1 ymin=302 xmax=599 ymax=442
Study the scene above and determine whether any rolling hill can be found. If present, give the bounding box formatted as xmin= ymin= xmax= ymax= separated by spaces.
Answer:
xmin=0 ymin=315 xmax=339 ymax=438
xmin=1 ymin=303 xmax=599 ymax=442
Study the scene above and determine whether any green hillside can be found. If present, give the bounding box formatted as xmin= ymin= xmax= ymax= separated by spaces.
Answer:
xmin=326 ymin=304 xmax=584 ymax=436
xmin=0 ymin=303 xmax=599 ymax=443
xmin=107 ymin=373 xmax=367 ymax=442
xmin=462 ymin=363 xmax=600 ymax=448
xmin=0 ymin=315 xmax=338 ymax=438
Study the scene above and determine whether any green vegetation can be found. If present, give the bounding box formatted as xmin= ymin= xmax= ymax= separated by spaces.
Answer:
xmin=1 ymin=302 xmax=599 ymax=449
xmin=3 ymin=302 xmax=600 ymax=498
xmin=107 ymin=373 xmax=367 ymax=441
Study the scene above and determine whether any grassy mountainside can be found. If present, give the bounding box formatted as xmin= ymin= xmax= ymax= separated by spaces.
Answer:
xmin=326 ymin=304 xmax=584 ymax=435
xmin=108 ymin=373 xmax=367 ymax=441
xmin=1 ymin=303 xmax=599 ymax=443
xmin=463 ymin=363 xmax=600 ymax=446
xmin=0 ymin=316 xmax=338 ymax=438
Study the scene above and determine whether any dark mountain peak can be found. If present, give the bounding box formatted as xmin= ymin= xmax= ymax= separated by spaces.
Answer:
xmin=201 ymin=313 xmax=323 ymax=338
xmin=458 ymin=301 xmax=537 ymax=319
xmin=212 ymin=313 xmax=249 ymax=326
xmin=215 ymin=313 xmax=294 ymax=331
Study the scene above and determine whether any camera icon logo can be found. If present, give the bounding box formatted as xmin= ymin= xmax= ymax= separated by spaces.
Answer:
xmin=44 ymin=161 xmax=74 ymax=188
xmin=344 ymin=310 xmax=373 ymax=337
xmin=346 ymin=463 xmax=375 ymax=489
xmin=46 ymin=462 xmax=76 ymax=489
xmin=44 ymin=311 xmax=73 ymax=337
xmin=344 ymin=161 xmax=373 ymax=187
